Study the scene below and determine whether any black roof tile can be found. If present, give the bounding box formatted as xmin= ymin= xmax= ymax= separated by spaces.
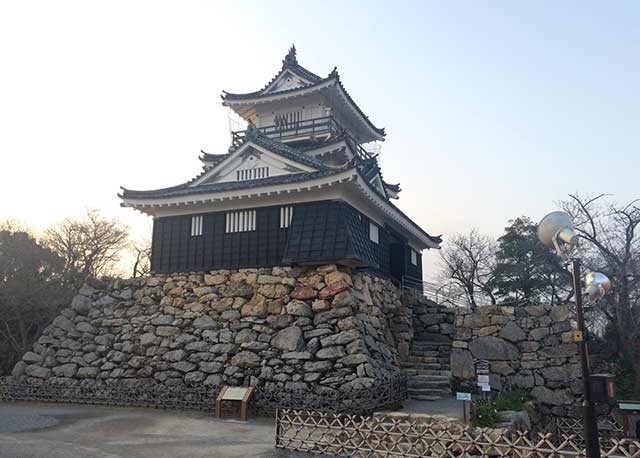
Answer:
xmin=119 ymin=169 xmax=345 ymax=200
xmin=221 ymin=48 xmax=385 ymax=138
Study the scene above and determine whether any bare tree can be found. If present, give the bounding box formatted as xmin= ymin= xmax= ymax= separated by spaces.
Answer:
xmin=43 ymin=209 xmax=129 ymax=288
xmin=440 ymin=229 xmax=497 ymax=309
xmin=130 ymin=239 xmax=151 ymax=278
xmin=561 ymin=193 xmax=640 ymax=393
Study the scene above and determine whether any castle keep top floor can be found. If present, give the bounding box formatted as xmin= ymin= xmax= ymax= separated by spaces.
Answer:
xmin=222 ymin=46 xmax=385 ymax=147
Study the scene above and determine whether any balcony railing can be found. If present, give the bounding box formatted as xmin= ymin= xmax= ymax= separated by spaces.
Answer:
xmin=231 ymin=116 xmax=375 ymax=162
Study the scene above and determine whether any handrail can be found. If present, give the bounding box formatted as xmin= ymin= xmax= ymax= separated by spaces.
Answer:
xmin=401 ymin=275 xmax=530 ymax=309
xmin=230 ymin=116 xmax=376 ymax=163
xmin=401 ymin=275 xmax=468 ymax=308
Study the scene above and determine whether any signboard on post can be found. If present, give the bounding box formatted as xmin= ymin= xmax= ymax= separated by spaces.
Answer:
xmin=456 ymin=392 xmax=472 ymax=422
xmin=475 ymin=359 xmax=491 ymax=393
xmin=215 ymin=386 xmax=255 ymax=421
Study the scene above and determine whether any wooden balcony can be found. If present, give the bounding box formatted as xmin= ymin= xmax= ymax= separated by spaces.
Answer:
xmin=231 ymin=116 xmax=376 ymax=162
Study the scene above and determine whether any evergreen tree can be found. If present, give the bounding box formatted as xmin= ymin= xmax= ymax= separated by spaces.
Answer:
xmin=493 ymin=217 xmax=571 ymax=304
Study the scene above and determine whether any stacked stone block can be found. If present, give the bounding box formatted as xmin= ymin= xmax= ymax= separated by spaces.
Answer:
xmin=12 ymin=266 xmax=408 ymax=394
xmin=450 ymin=304 xmax=581 ymax=416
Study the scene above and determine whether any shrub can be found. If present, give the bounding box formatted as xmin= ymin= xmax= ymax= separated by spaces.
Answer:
xmin=615 ymin=367 xmax=637 ymax=400
xmin=494 ymin=389 xmax=530 ymax=412
xmin=475 ymin=404 xmax=499 ymax=427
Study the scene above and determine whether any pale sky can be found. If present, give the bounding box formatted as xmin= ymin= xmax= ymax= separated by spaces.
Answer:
xmin=1 ymin=1 xmax=638 ymax=280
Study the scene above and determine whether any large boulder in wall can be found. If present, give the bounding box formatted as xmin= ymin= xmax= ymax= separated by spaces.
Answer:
xmin=469 ymin=336 xmax=519 ymax=361
xmin=451 ymin=349 xmax=475 ymax=379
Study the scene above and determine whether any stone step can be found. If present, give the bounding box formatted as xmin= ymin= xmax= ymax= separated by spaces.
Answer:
xmin=408 ymin=374 xmax=451 ymax=382
xmin=401 ymin=362 xmax=450 ymax=371
xmin=403 ymin=368 xmax=451 ymax=376
xmin=408 ymin=380 xmax=451 ymax=390
xmin=411 ymin=345 xmax=452 ymax=353
xmin=414 ymin=369 xmax=452 ymax=376
xmin=413 ymin=333 xmax=452 ymax=343
xmin=411 ymin=340 xmax=451 ymax=347
xmin=409 ymin=395 xmax=445 ymax=401
xmin=407 ymin=356 xmax=449 ymax=364
xmin=407 ymin=387 xmax=452 ymax=397
xmin=411 ymin=339 xmax=451 ymax=345
xmin=409 ymin=350 xmax=440 ymax=357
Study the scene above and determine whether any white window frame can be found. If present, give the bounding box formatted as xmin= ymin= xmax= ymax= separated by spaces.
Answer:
xmin=369 ymin=222 xmax=379 ymax=244
xmin=236 ymin=167 xmax=269 ymax=181
xmin=191 ymin=215 xmax=203 ymax=237
xmin=225 ymin=210 xmax=256 ymax=233
xmin=410 ymin=249 xmax=418 ymax=266
xmin=280 ymin=206 xmax=293 ymax=229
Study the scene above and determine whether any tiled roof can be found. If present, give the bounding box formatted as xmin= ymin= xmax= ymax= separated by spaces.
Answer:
xmin=119 ymin=169 xmax=345 ymax=200
xmin=234 ymin=127 xmax=332 ymax=171
xmin=221 ymin=48 xmax=385 ymax=139
xmin=199 ymin=151 xmax=228 ymax=165
xmin=222 ymin=74 xmax=385 ymax=138
xmin=383 ymin=181 xmax=401 ymax=193
xmin=298 ymin=133 xmax=350 ymax=152
xmin=221 ymin=45 xmax=322 ymax=100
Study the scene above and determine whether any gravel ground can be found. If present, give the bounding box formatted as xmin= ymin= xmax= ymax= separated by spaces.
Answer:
xmin=0 ymin=402 xmax=316 ymax=458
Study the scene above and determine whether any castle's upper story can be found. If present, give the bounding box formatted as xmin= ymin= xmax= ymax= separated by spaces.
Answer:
xmin=221 ymin=45 xmax=385 ymax=146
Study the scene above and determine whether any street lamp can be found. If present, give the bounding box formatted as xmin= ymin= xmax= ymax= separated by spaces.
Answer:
xmin=584 ymin=272 xmax=612 ymax=304
xmin=538 ymin=211 xmax=611 ymax=458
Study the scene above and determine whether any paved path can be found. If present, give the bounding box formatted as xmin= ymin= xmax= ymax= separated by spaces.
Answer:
xmin=374 ymin=396 xmax=464 ymax=423
xmin=399 ymin=397 xmax=464 ymax=421
xmin=0 ymin=402 xmax=309 ymax=458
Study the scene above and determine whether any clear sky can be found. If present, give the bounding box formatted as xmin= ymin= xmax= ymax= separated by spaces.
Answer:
xmin=1 ymin=1 xmax=638 ymax=280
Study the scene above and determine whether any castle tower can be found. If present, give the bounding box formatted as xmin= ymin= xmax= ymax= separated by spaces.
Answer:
xmin=119 ymin=47 xmax=440 ymax=282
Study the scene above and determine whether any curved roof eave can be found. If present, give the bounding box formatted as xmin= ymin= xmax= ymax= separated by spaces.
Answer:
xmin=222 ymin=77 xmax=385 ymax=141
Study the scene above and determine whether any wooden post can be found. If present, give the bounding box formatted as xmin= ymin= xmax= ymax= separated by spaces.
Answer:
xmin=240 ymin=387 xmax=254 ymax=421
xmin=215 ymin=386 xmax=228 ymax=419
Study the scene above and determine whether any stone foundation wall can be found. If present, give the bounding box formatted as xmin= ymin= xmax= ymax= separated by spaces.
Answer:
xmin=450 ymin=304 xmax=581 ymax=416
xmin=11 ymin=265 xmax=408 ymax=395
xmin=409 ymin=295 xmax=456 ymax=342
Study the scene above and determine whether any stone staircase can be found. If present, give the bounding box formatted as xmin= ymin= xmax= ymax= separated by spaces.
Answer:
xmin=401 ymin=334 xmax=452 ymax=401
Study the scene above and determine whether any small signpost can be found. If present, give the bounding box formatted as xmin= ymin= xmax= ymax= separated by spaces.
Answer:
xmin=456 ymin=392 xmax=472 ymax=423
xmin=215 ymin=386 xmax=254 ymax=421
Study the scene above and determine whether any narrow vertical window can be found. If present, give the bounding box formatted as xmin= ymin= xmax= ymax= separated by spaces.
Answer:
xmin=280 ymin=206 xmax=293 ymax=228
xmin=191 ymin=215 xmax=203 ymax=236
xmin=225 ymin=210 xmax=256 ymax=233
xmin=411 ymin=249 xmax=418 ymax=266
xmin=369 ymin=222 xmax=379 ymax=244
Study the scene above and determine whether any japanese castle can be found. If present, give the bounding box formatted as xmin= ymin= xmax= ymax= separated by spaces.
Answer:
xmin=120 ymin=46 xmax=441 ymax=282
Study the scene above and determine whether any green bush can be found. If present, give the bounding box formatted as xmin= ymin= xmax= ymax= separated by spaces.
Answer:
xmin=493 ymin=389 xmax=530 ymax=412
xmin=615 ymin=367 xmax=637 ymax=400
xmin=475 ymin=404 xmax=499 ymax=427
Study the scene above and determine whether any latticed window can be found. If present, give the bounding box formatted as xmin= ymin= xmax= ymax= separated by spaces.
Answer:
xmin=274 ymin=110 xmax=302 ymax=130
xmin=237 ymin=167 xmax=269 ymax=181
xmin=190 ymin=215 xmax=203 ymax=236
xmin=280 ymin=206 xmax=293 ymax=229
xmin=225 ymin=210 xmax=256 ymax=233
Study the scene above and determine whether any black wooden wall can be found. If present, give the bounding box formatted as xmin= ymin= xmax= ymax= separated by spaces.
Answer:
xmin=404 ymin=246 xmax=423 ymax=281
xmin=151 ymin=206 xmax=288 ymax=272
xmin=150 ymin=200 xmax=423 ymax=280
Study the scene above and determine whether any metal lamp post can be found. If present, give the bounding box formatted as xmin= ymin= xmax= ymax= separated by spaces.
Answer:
xmin=569 ymin=257 xmax=601 ymax=458
xmin=538 ymin=211 xmax=611 ymax=458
